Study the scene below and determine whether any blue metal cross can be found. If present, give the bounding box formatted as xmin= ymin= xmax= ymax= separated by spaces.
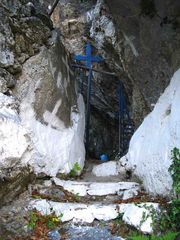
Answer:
xmin=74 ymin=43 xmax=103 ymax=155
xmin=74 ymin=43 xmax=103 ymax=68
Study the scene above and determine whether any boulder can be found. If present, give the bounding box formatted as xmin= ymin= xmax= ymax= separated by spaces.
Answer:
xmin=119 ymin=69 xmax=180 ymax=196
xmin=14 ymin=32 xmax=85 ymax=176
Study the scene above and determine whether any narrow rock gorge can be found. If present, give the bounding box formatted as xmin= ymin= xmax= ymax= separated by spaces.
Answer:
xmin=0 ymin=0 xmax=179 ymax=239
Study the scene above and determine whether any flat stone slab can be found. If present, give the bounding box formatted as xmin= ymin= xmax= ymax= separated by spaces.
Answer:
xmin=53 ymin=177 xmax=140 ymax=197
xmin=29 ymin=199 xmax=159 ymax=234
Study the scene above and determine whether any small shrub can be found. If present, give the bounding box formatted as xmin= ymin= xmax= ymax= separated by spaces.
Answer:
xmin=151 ymin=148 xmax=180 ymax=232
xmin=69 ymin=162 xmax=81 ymax=177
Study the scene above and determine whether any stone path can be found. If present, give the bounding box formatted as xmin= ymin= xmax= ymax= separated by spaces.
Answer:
xmin=48 ymin=224 xmax=124 ymax=240
xmin=0 ymin=160 xmax=159 ymax=239
xmin=28 ymin=160 xmax=159 ymax=235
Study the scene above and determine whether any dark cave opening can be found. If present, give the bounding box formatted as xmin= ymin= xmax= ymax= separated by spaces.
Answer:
xmin=75 ymin=67 xmax=134 ymax=160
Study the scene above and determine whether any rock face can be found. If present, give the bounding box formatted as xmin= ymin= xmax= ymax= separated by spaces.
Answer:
xmin=0 ymin=93 xmax=34 ymax=206
xmin=49 ymin=0 xmax=121 ymax=158
xmin=120 ymin=69 xmax=180 ymax=196
xmin=14 ymin=32 xmax=85 ymax=176
xmin=49 ymin=0 xmax=180 ymax=157
xmin=92 ymin=0 xmax=180 ymax=126
xmin=0 ymin=0 xmax=85 ymax=205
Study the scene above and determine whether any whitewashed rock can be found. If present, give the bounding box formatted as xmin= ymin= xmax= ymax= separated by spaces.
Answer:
xmin=122 ymin=188 xmax=139 ymax=200
xmin=121 ymin=203 xmax=159 ymax=234
xmin=53 ymin=177 xmax=140 ymax=197
xmin=53 ymin=178 xmax=89 ymax=196
xmin=0 ymin=93 xmax=32 ymax=172
xmin=90 ymin=204 xmax=118 ymax=221
xmin=29 ymin=200 xmax=119 ymax=223
xmin=29 ymin=199 xmax=158 ymax=233
xmin=15 ymin=34 xmax=85 ymax=177
xmin=92 ymin=161 xmax=119 ymax=177
xmin=119 ymin=69 xmax=180 ymax=196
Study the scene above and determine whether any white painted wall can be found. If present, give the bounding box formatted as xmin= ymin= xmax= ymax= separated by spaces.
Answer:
xmin=120 ymin=69 xmax=180 ymax=196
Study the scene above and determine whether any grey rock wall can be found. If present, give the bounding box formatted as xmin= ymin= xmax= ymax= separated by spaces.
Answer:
xmin=50 ymin=0 xmax=180 ymax=157
xmin=0 ymin=0 xmax=85 ymax=206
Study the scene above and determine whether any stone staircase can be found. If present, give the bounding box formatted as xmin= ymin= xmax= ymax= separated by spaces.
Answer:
xmin=28 ymin=162 xmax=159 ymax=235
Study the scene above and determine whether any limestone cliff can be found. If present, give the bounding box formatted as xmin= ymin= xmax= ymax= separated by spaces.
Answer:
xmin=49 ymin=0 xmax=180 ymax=158
xmin=0 ymin=0 xmax=85 ymax=206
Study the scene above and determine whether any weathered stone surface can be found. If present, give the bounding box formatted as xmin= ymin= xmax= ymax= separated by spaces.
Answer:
xmin=0 ymin=0 xmax=85 ymax=205
xmin=49 ymin=0 xmax=121 ymax=157
xmin=0 ymin=94 xmax=32 ymax=172
xmin=61 ymin=225 xmax=124 ymax=240
xmin=0 ymin=0 xmax=52 ymax=75
xmin=121 ymin=203 xmax=159 ymax=234
xmin=53 ymin=177 xmax=140 ymax=197
xmin=92 ymin=161 xmax=119 ymax=177
xmin=0 ymin=168 xmax=35 ymax=207
xmin=0 ymin=68 xmax=16 ymax=93
xmin=0 ymin=0 xmax=56 ymax=207
xmin=119 ymin=69 xmax=180 ymax=196
xmin=0 ymin=93 xmax=35 ymax=206
xmin=14 ymin=32 xmax=85 ymax=176
xmin=91 ymin=0 xmax=180 ymax=127
xmin=51 ymin=0 xmax=180 ymax=158
xmin=29 ymin=199 xmax=158 ymax=233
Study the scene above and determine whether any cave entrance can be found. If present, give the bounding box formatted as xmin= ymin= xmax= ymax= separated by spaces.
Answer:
xmin=72 ymin=44 xmax=134 ymax=161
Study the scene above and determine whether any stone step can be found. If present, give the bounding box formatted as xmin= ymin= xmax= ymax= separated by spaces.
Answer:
xmin=52 ymin=177 xmax=140 ymax=199
xmin=29 ymin=199 xmax=159 ymax=234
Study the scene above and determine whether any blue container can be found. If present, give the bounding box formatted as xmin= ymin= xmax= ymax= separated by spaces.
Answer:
xmin=100 ymin=154 xmax=109 ymax=161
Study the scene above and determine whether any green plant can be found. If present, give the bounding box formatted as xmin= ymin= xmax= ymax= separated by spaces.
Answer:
xmin=74 ymin=192 xmax=81 ymax=201
xmin=27 ymin=211 xmax=39 ymax=230
xmin=27 ymin=211 xmax=63 ymax=230
xmin=129 ymin=231 xmax=178 ymax=240
xmin=69 ymin=162 xmax=81 ymax=177
xmin=137 ymin=148 xmax=180 ymax=233
xmin=114 ymin=213 xmax=123 ymax=224
xmin=167 ymin=147 xmax=180 ymax=230
xmin=169 ymin=147 xmax=180 ymax=196
xmin=150 ymin=148 xmax=180 ymax=232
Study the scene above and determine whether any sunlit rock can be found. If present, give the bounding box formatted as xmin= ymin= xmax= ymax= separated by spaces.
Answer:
xmin=92 ymin=161 xmax=119 ymax=177
xmin=29 ymin=199 xmax=158 ymax=233
xmin=15 ymin=32 xmax=85 ymax=176
xmin=53 ymin=177 xmax=140 ymax=197
xmin=119 ymin=69 xmax=180 ymax=196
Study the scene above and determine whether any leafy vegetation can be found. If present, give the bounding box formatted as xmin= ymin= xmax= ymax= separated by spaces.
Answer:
xmin=169 ymin=147 xmax=180 ymax=197
xmin=27 ymin=211 xmax=63 ymax=230
xmin=128 ymin=231 xmax=178 ymax=240
xmin=144 ymin=148 xmax=179 ymax=233
xmin=69 ymin=162 xmax=81 ymax=177
xmin=129 ymin=148 xmax=180 ymax=239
